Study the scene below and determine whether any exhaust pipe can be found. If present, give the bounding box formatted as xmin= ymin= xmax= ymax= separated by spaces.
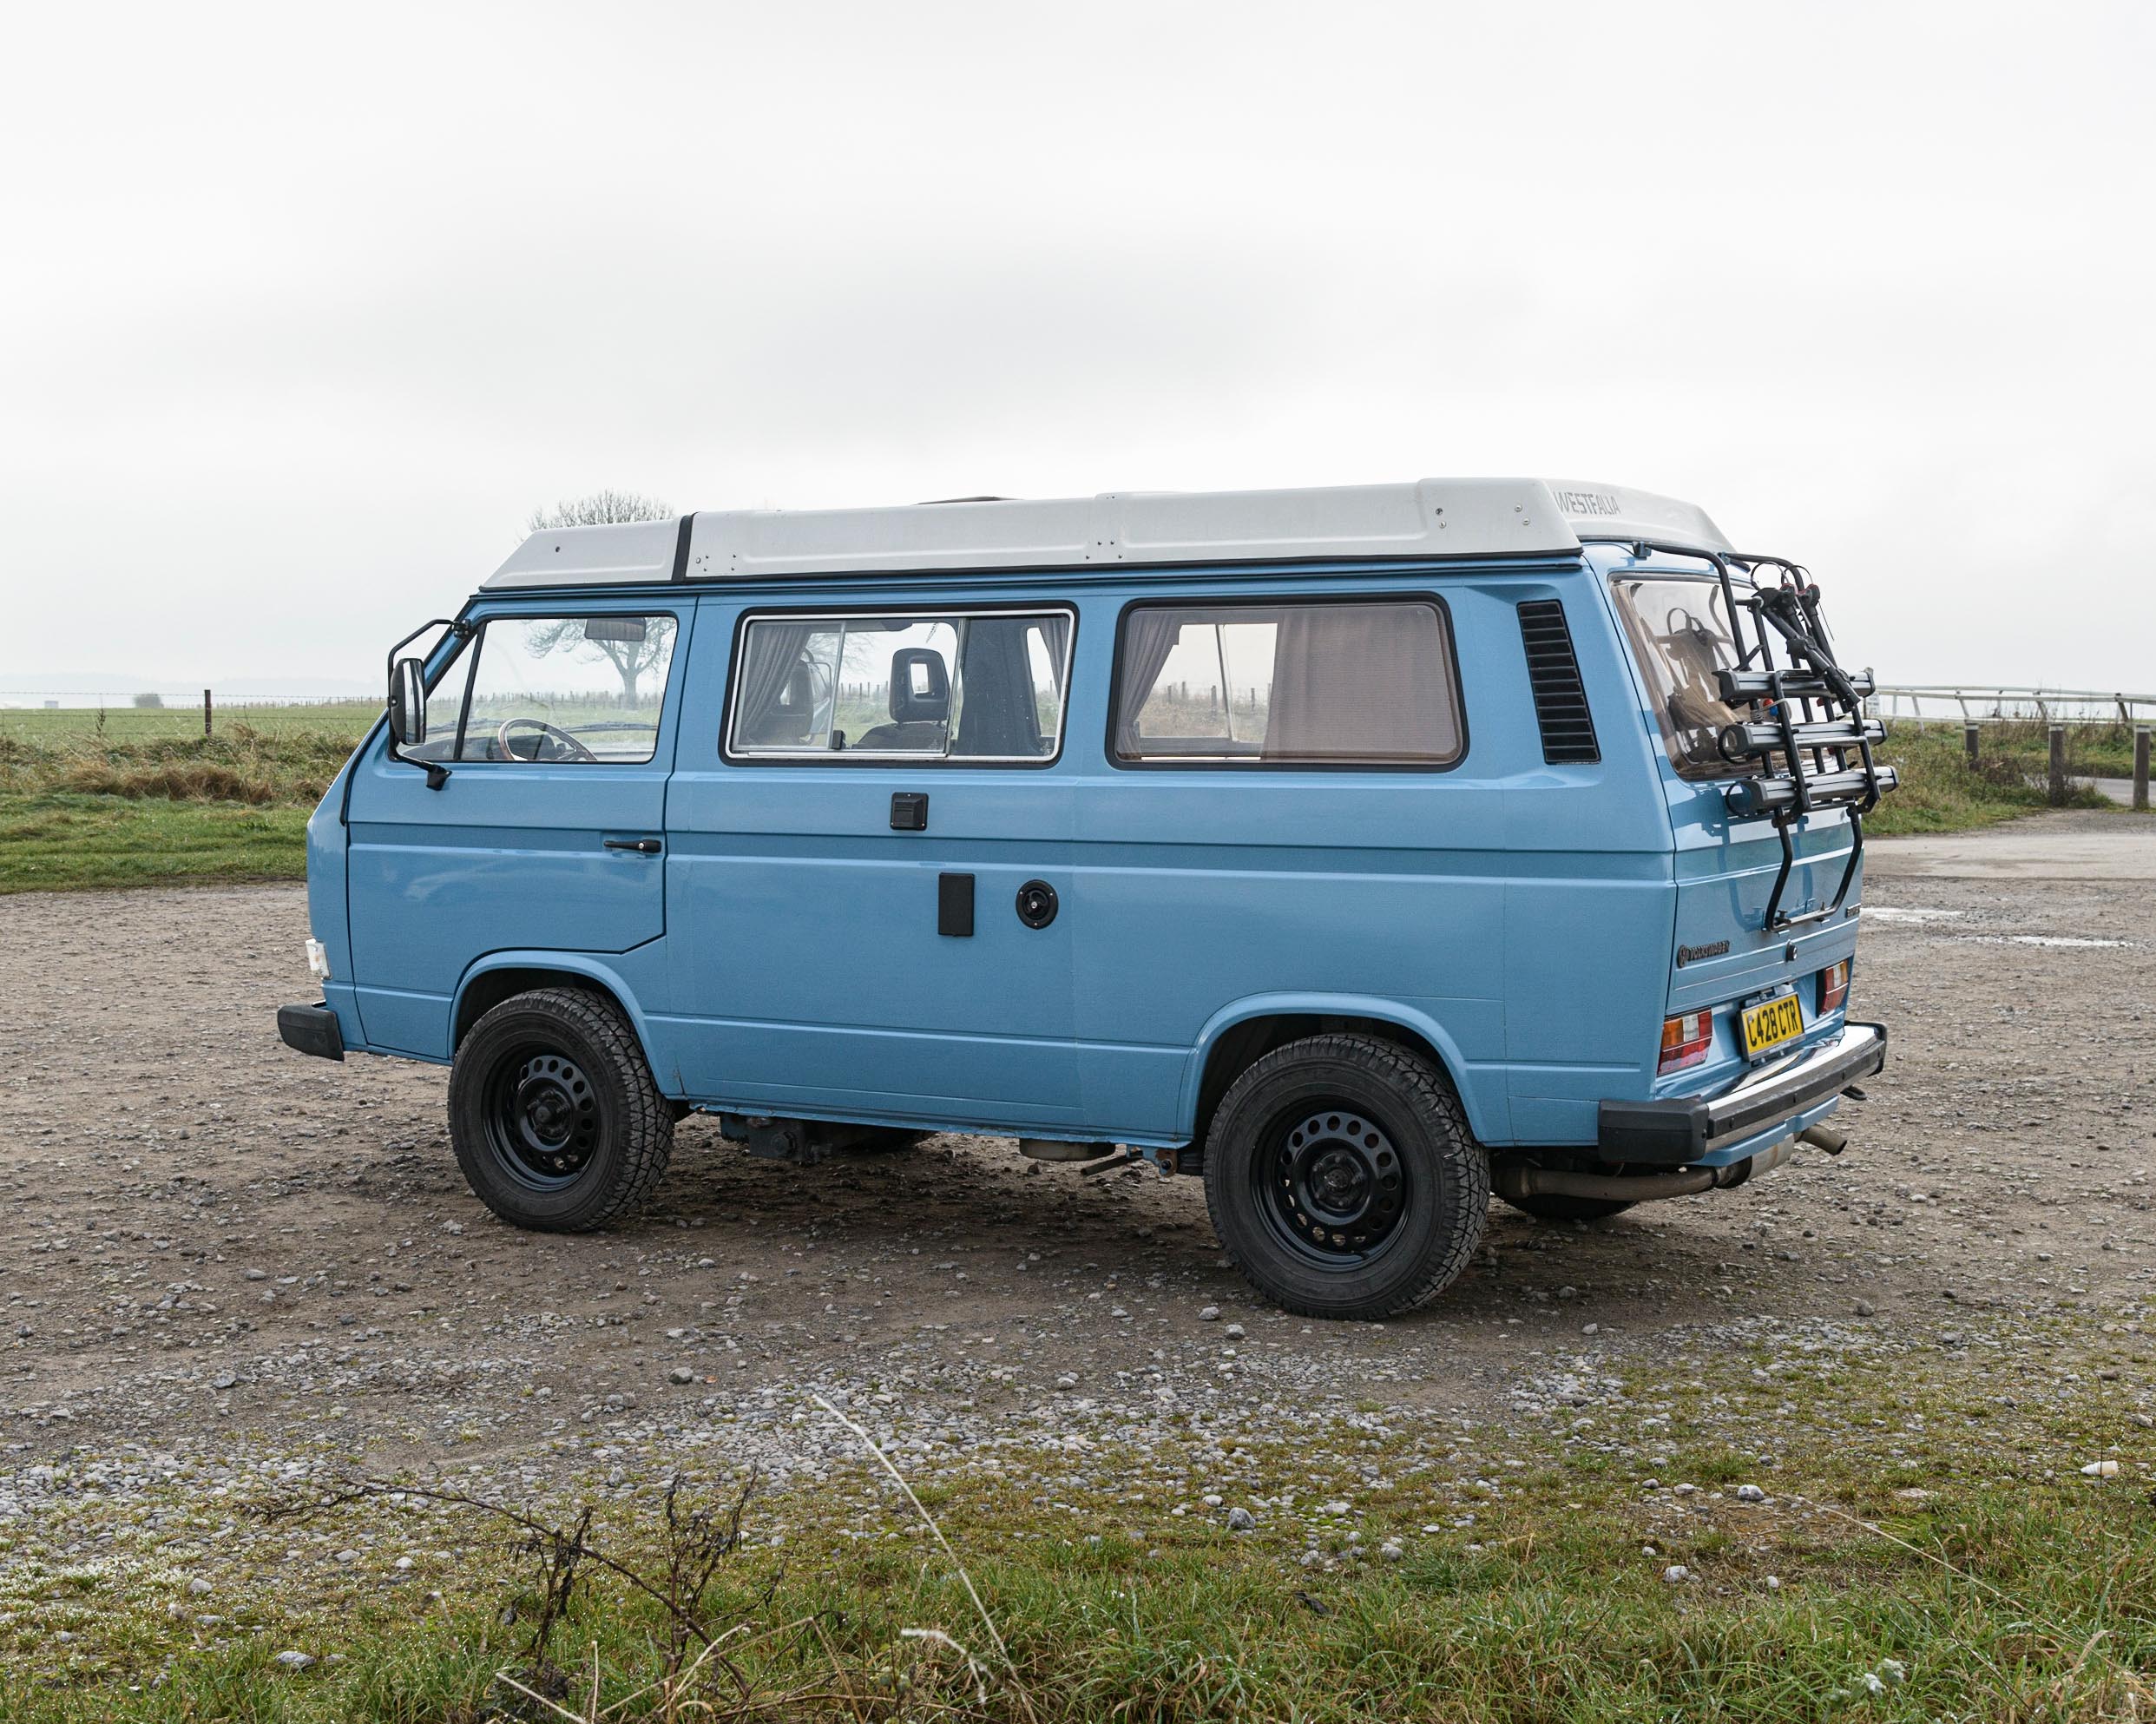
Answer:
xmin=1019 ymin=1137 xmax=1117 ymax=1162
xmin=1495 ymin=1127 xmax=1832 ymax=1205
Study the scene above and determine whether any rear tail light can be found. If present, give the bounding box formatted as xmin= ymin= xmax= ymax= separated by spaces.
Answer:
xmin=1660 ymin=1010 xmax=1712 ymax=1074
xmin=1819 ymin=959 xmax=1850 ymax=1015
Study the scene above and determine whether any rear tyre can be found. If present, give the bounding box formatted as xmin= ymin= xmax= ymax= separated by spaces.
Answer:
xmin=1203 ymin=1034 xmax=1489 ymax=1320
xmin=1500 ymin=1193 xmax=1637 ymax=1224
xmin=448 ymin=988 xmax=674 ymax=1233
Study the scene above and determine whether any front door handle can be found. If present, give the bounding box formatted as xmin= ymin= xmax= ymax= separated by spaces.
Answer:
xmin=603 ymin=837 xmax=663 ymax=854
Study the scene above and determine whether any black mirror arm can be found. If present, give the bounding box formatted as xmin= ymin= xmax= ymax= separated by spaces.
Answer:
xmin=399 ymin=748 xmax=450 ymax=793
xmin=385 ymin=618 xmax=471 ymax=792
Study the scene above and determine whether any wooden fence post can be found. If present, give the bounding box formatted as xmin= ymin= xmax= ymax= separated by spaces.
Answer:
xmin=2136 ymin=727 xmax=2151 ymax=813
xmin=2048 ymin=725 xmax=2067 ymax=806
xmin=203 ymin=688 xmax=212 ymax=739
xmin=1963 ymin=724 xmax=1980 ymax=768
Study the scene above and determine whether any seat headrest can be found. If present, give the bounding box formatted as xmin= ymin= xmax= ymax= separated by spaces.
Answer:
xmin=889 ymin=648 xmax=950 ymax=723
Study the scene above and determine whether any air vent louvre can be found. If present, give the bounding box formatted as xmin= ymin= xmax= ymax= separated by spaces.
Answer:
xmin=1517 ymin=600 xmax=1600 ymax=764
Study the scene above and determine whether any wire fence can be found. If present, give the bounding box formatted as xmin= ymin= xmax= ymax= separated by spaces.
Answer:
xmin=0 ymin=691 xmax=371 ymax=710
xmin=0 ymin=691 xmax=383 ymax=742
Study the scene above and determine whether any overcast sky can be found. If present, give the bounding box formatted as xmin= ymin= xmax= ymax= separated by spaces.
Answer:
xmin=3 ymin=1 xmax=2151 ymax=695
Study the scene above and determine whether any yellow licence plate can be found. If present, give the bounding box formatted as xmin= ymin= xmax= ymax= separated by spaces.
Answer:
xmin=1741 ymin=992 xmax=1805 ymax=1058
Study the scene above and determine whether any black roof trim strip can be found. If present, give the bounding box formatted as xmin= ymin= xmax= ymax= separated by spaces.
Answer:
xmin=670 ymin=513 xmax=697 ymax=582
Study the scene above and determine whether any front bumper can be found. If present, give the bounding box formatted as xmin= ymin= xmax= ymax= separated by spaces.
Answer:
xmin=1598 ymin=1021 xmax=1885 ymax=1165
xmin=277 ymin=1001 xmax=345 ymax=1062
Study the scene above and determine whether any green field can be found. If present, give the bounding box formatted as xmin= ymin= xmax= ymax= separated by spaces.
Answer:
xmin=0 ymin=715 xmax=367 ymax=892
xmin=0 ymin=795 xmax=313 ymax=893
xmin=0 ymin=707 xmax=2139 ymax=893
xmin=0 ymin=701 xmax=382 ymax=743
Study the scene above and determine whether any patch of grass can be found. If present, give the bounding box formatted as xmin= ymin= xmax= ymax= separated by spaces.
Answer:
xmin=0 ymin=719 xmax=361 ymax=891
xmin=1867 ymin=722 xmax=2115 ymax=835
xmin=0 ymin=793 xmax=312 ymax=892
xmin=5 ymin=1328 xmax=2152 ymax=1721
xmin=1974 ymin=719 xmax=2145 ymax=780
xmin=3 ymin=1464 xmax=2148 ymax=1721
xmin=0 ymin=721 xmax=364 ymax=805
xmin=1932 ymin=719 xmax=2146 ymax=780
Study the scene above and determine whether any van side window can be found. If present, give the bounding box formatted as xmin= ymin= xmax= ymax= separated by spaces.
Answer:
xmin=451 ymin=614 xmax=679 ymax=763
xmin=1111 ymin=599 xmax=1464 ymax=767
xmin=726 ymin=609 xmax=1073 ymax=763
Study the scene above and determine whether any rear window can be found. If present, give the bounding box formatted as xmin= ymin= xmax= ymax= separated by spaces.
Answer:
xmin=1111 ymin=598 xmax=1463 ymax=767
xmin=1607 ymin=576 xmax=1750 ymax=780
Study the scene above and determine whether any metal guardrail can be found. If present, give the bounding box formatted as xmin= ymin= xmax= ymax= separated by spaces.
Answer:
xmin=1873 ymin=685 xmax=2156 ymax=727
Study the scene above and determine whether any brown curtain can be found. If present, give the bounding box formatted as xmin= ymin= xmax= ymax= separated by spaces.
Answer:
xmin=1264 ymin=603 xmax=1458 ymax=762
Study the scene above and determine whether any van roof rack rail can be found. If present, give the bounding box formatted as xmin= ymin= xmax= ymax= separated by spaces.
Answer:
xmin=1592 ymin=538 xmax=1899 ymax=932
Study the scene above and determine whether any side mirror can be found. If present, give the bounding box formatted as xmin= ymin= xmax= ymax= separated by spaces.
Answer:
xmin=387 ymin=657 xmax=428 ymax=747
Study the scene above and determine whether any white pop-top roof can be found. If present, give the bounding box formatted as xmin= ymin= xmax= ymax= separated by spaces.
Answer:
xmin=481 ymin=478 xmax=1732 ymax=589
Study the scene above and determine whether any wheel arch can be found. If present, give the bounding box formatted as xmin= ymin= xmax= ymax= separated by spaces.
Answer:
xmin=450 ymin=954 xmax=674 ymax=1090
xmin=1180 ymin=994 xmax=1495 ymax=1150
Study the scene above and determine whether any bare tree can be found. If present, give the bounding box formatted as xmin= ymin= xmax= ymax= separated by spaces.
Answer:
xmin=523 ymin=490 xmax=677 ymax=705
xmin=526 ymin=489 xmax=674 ymax=535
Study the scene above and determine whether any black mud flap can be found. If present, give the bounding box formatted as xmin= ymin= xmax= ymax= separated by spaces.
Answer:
xmin=278 ymin=1002 xmax=345 ymax=1062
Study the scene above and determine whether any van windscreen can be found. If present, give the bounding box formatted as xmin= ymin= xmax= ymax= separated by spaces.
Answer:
xmin=1607 ymin=575 xmax=1752 ymax=780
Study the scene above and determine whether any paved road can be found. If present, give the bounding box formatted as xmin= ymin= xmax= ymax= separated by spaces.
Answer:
xmin=1870 ymin=807 xmax=2156 ymax=880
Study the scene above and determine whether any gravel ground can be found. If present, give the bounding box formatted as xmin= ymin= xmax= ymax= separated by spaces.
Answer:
xmin=2 ymin=811 xmax=2151 ymax=1559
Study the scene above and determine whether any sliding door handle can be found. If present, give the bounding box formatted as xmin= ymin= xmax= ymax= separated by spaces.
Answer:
xmin=603 ymin=837 xmax=663 ymax=854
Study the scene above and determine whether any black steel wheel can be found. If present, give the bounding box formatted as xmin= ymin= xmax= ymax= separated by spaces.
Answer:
xmin=1261 ymin=1108 xmax=1411 ymax=1266
xmin=448 ymin=988 xmax=673 ymax=1232
xmin=1204 ymin=1033 xmax=1489 ymax=1320
xmin=482 ymin=1048 xmax=602 ymax=1188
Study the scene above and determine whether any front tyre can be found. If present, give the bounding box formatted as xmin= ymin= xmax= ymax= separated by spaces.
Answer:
xmin=1203 ymin=1034 xmax=1489 ymax=1320
xmin=448 ymin=988 xmax=674 ymax=1233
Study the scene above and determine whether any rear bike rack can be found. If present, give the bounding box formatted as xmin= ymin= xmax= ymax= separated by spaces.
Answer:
xmin=1594 ymin=541 xmax=1900 ymax=932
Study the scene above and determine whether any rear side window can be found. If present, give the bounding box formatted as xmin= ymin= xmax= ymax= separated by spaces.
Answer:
xmin=1111 ymin=598 xmax=1464 ymax=767
xmin=725 ymin=609 xmax=1073 ymax=763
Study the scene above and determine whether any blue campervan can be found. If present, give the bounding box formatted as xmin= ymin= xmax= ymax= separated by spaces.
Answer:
xmin=279 ymin=479 xmax=1893 ymax=1319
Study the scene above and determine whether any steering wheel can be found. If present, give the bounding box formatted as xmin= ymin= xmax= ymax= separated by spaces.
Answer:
xmin=496 ymin=717 xmax=599 ymax=764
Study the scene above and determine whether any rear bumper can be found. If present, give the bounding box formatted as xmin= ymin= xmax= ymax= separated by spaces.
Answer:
xmin=1598 ymin=1021 xmax=1885 ymax=1165
xmin=277 ymin=1001 xmax=345 ymax=1062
